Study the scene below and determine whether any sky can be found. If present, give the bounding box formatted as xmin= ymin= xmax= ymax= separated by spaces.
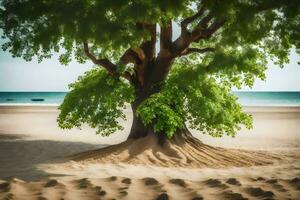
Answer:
xmin=0 ymin=35 xmax=299 ymax=92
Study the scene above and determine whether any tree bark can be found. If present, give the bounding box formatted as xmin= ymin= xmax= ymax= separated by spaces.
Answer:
xmin=127 ymin=83 xmax=193 ymax=145
xmin=128 ymin=97 xmax=150 ymax=139
xmin=128 ymin=99 xmax=194 ymax=146
xmin=127 ymin=52 xmax=174 ymax=142
xmin=127 ymin=86 xmax=158 ymax=140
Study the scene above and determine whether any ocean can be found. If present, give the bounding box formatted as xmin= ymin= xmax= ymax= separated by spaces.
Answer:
xmin=0 ymin=92 xmax=300 ymax=106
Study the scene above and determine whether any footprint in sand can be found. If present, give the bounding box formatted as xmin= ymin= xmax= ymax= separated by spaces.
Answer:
xmin=118 ymin=186 xmax=128 ymax=190
xmin=44 ymin=179 xmax=58 ymax=187
xmin=109 ymin=176 xmax=117 ymax=181
xmin=266 ymin=179 xmax=278 ymax=184
xmin=265 ymin=179 xmax=287 ymax=192
xmin=118 ymin=185 xmax=129 ymax=197
xmin=77 ymin=178 xmax=92 ymax=189
xmin=246 ymin=187 xmax=274 ymax=198
xmin=37 ymin=196 xmax=48 ymax=200
xmin=205 ymin=179 xmax=228 ymax=188
xmin=97 ymin=190 xmax=106 ymax=196
xmin=94 ymin=186 xmax=106 ymax=196
xmin=119 ymin=190 xmax=128 ymax=196
xmin=169 ymin=179 xmax=186 ymax=187
xmin=223 ymin=190 xmax=247 ymax=200
xmin=156 ymin=193 xmax=169 ymax=200
xmin=121 ymin=178 xmax=131 ymax=184
xmin=226 ymin=178 xmax=241 ymax=186
xmin=191 ymin=197 xmax=204 ymax=200
xmin=42 ymin=179 xmax=66 ymax=199
xmin=273 ymin=184 xmax=287 ymax=192
xmin=143 ymin=177 xmax=159 ymax=186
xmin=289 ymin=177 xmax=300 ymax=190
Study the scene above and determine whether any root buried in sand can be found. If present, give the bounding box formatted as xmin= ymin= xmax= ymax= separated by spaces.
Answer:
xmin=70 ymin=130 xmax=278 ymax=168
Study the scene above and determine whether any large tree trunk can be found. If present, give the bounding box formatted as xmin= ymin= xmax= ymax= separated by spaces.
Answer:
xmin=128 ymin=92 xmax=194 ymax=145
xmin=127 ymin=58 xmax=173 ymax=140
xmin=128 ymin=94 xmax=168 ymax=146
xmin=128 ymin=108 xmax=149 ymax=139
xmin=127 ymin=81 xmax=169 ymax=144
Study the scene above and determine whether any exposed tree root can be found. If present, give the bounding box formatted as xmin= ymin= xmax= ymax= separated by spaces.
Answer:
xmin=71 ymin=130 xmax=279 ymax=168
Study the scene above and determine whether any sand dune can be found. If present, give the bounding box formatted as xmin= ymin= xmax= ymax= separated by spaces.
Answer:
xmin=0 ymin=105 xmax=300 ymax=199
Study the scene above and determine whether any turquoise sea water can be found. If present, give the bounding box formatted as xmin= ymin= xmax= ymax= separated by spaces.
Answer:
xmin=0 ymin=92 xmax=300 ymax=106
xmin=0 ymin=92 xmax=66 ymax=104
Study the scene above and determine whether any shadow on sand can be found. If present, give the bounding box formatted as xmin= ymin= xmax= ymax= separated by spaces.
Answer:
xmin=0 ymin=134 xmax=105 ymax=181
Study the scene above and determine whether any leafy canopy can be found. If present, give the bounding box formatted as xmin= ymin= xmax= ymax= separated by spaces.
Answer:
xmin=0 ymin=0 xmax=190 ymax=63
xmin=1 ymin=0 xmax=299 ymax=138
xmin=57 ymin=68 xmax=134 ymax=136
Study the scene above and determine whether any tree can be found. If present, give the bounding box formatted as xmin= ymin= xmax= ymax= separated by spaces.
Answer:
xmin=1 ymin=0 xmax=299 ymax=166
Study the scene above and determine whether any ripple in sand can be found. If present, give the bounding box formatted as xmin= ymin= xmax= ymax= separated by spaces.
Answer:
xmin=169 ymin=179 xmax=186 ymax=187
xmin=255 ymin=177 xmax=265 ymax=181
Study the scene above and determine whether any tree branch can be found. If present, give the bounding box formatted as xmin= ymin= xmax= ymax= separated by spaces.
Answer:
xmin=130 ymin=23 xmax=157 ymax=86
xmin=119 ymin=48 xmax=140 ymax=65
xmin=83 ymin=42 xmax=132 ymax=82
xmin=192 ymin=19 xmax=226 ymax=41
xmin=180 ymin=47 xmax=215 ymax=56
xmin=159 ymin=21 xmax=172 ymax=56
xmin=139 ymin=23 xmax=156 ymax=60
xmin=83 ymin=42 xmax=100 ymax=64
xmin=196 ymin=13 xmax=213 ymax=30
xmin=181 ymin=7 xmax=205 ymax=34
xmin=131 ymin=47 xmax=146 ymax=61
xmin=172 ymin=8 xmax=224 ymax=58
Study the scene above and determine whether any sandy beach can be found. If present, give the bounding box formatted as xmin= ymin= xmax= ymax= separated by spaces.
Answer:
xmin=0 ymin=105 xmax=300 ymax=199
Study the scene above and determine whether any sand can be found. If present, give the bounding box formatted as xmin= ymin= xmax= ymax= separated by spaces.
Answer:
xmin=0 ymin=105 xmax=300 ymax=199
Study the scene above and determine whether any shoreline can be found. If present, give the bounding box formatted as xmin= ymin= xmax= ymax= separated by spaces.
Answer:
xmin=1 ymin=104 xmax=300 ymax=113
xmin=1 ymin=103 xmax=300 ymax=106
